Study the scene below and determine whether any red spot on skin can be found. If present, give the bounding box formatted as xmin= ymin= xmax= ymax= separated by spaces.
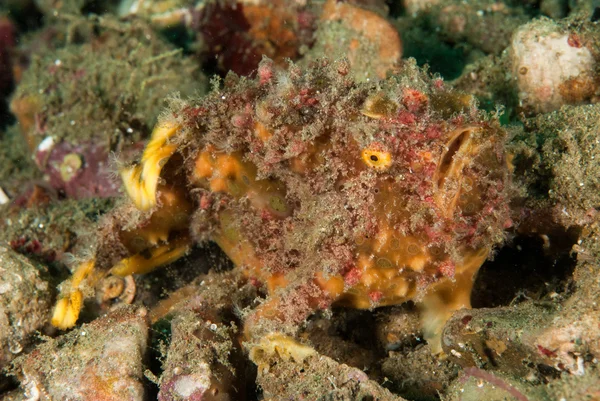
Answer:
xmin=461 ymin=315 xmax=473 ymax=325
xmin=344 ymin=267 xmax=361 ymax=286
xmin=423 ymin=162 xmax=437 ymax=177
xmin=260 ymin=209 xmax=276 ymax=220
xmin=537 ymin=345 xmax=557 ymax=358
xmin=288 ymin=140 xmax=306 ymax=156
xmin=182 ymin=106 xmax=207 ymax=120
xmin=426 ymin=125 xmax=442 ymax=139
xmin=402 ymin=89 xmax=429 ymax=113
xmin=424 ymin=225 xmax=441 ymax=241
xmin=10 ymin=237 xmax=57 ymax=262
xmin=567 ymin=33 xmax=583 ymax=48
xmin=416 ymin=274 xmax=434 ymax=291
xmin=337 ymin=64 xmax=349 ymax=76
xmin=369 ymin=291 xmax=383 ymax=303
xmin=367 ymin=141 xmax=387 ymax=153
xmin=397 ymin=111 xmax=416 ymax=125
xmin=258 ymin=60 xmax=273 ymax=85
xmin=231 ymin=113 xmax=252 ymax=128
xmin=438 ymin=261 xmax=455 ymax=278
xmin=200 ymin=194 xmax=212 ymax=210
xmin=297 ymin=88 xmax=318 ymax=107
xmin=316 ymin=298 xmax=330 ymax=310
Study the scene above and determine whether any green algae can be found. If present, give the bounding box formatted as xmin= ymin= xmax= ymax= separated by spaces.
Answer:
xmin=11 ymin=14 xmax=205 ymax=149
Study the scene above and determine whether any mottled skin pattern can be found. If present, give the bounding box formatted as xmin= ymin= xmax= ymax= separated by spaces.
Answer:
xmin=52 ymin=58 xmax=512 ymax=356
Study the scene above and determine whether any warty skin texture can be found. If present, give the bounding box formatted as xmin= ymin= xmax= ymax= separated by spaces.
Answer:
xmin=51 ymin=58 xmax=512 ymax=355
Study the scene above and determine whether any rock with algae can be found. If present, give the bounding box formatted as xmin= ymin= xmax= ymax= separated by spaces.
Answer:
xmin=450 ymin=9 xmax=600 ymax=118
xmin=303 ymin=0 xmax=402 ymax=81
xmin=256 ymin=349 xmax=408 ymax=401
xmin=9 ymin=306 xmax=149 ymax=401
xmin=512 ymin=103 xmax=600 ymax=227
xmin=508 ymin=16 xmax=600 ymax=114
xmin=158 ymin=310 xmax=243 ymax=401
xmin=120 ymin=0 xmax=317 ymax=77
xmin=121 ymin=0 xmax=402 ymax=80
xmin=0 ymin=197 xmax=114 ymax=264
xmin=0 ymin=247 xmax=52 ymax=369
xmin=381 ymin=341 xmax=460 ymax=400
xmin=431 ymin=0 xmax=530 ymax=56
xmin=439 ymin=220 xmax=600 ymax=400
xmin=9 ymin=15 xmax=205 ymax=199
xmin=400 ymin=0 xmax=529 ymax=57
xmin=155 ymin=270 xmax=254 ymax=401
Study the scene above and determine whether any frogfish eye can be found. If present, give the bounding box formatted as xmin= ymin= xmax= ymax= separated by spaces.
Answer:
xmin=361 ymin=149 xmax=392 ymax=170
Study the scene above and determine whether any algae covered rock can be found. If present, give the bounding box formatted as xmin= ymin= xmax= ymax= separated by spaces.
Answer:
xmin=158 ymin=310 xmax=242 ymax=401
xmin=508 ymin=17 xmax=600 ymax=114
xmin=255 ymin=349 xmax=408 ymax=401
xmin=381 ymin=343 xmax=459 ymax=400
xmin=0 ymin=197 xmax=114 ymax=263
xmin=431 ymin=0 xmax=529 ymax=55
xmin=514 ymin=103 xmax=600 ymax=226
xmin=304 ymin=0 xmax=402 ymax=81
xmin=0 ymin=246 xmax=52 ymax=368
xmin=11 ymin=306 xmax=149 ymax=401
xmin=10 ymin=15 xmax=205 ymax=199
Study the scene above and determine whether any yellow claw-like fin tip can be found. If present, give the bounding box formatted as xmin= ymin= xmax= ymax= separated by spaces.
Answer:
xmin=51 ymin=290 xmax=83 ymax=330
xmin=51 ymin=260 xmax=95 ymax=329
xmin=121 ymin=165 xmax=154 ymax=211
xmin=149 ymin=121 xmax=179 ymax=143
xmin=71 ymin=259 xmax=96 ymax=287
xmin=121 ymin=122 xmax=181 ymax=211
